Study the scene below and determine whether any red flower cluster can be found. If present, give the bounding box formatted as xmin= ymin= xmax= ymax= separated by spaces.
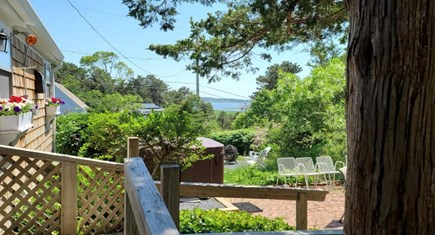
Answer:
xmin=51 ymin=97 xmax=62 ymax=103
xmin=46 ymin=97 xmax=65 ymax=106
xmin=8 ymin=96 xmax=26 ymax=103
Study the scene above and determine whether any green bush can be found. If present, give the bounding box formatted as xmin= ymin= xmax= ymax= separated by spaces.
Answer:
xmin=56 ymin=113 xmax=90 ymax=156
xmin=136 ymin=104 xmax=212 ymax=178
xmin=56 ymin=100 xmax=214 ymax=179
xmin=233 ymin=59 xmax=347 ymax=162
xmin=224 ymin=166 xmax=278 ymax=186
xmin=78 ymin=111 xmax=141 ymax=162
xmin=179 ymin=208 xmax=294 ymax=233
xmin=208 ymin=129 xmax=255 ymax=155
xmin=224 ymin=165 xmax=320 ymax=186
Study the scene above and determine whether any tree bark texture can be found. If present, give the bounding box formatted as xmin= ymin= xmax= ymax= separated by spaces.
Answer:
xmin=345 ymin=0 xmax=435 ymax=234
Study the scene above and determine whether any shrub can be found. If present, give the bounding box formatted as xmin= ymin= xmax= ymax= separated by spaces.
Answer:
xmin=224 ymin=166 xmax=278 ymax=186
xmin=56 ymin=113 xmax=89 ymax=156
xmin=208 ymin=129 xmax=254 ymax=155
xmin=56 ymin=98 xmax=213 ymax=176
xmin=179 ymin=208 xmax=294 ymax=233
xmin=78 ymin=111 xmax=141 ymax=162
xmin=224 ymin=165 xmax=319 ymax=186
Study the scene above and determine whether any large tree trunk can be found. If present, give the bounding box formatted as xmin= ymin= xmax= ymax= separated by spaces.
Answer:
xmin=345 ymin=0 xmax=435 ymax=234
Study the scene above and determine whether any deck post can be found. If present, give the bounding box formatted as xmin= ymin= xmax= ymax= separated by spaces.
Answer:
xmin=125 ymin=158 xmax=179 ymax=234
xmin=161 ymin=164 xmax=180 ymax=228
xmin=125 ymin=137 xmax=140 ymax=235
xmin=296 ymin=192 xmax=308 ymax=230
xmin=61 ymin=161 xmax=77 ymax=235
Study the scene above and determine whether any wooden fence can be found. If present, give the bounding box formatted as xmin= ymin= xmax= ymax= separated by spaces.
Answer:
xmin=0 ymin=145 xmax=124 ymax=234
xmin=1 ymin=137 xmax=329 ymax=234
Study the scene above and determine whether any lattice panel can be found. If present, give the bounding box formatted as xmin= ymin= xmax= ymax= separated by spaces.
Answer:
xmin=0 ymin=154 xmax=61 ymax=234
xmin=77 ymin=165 xmax=124 ymax=234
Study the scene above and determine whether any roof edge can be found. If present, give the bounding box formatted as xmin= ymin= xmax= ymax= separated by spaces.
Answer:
xmin=6 ymin=0 xmax=64 ymax=63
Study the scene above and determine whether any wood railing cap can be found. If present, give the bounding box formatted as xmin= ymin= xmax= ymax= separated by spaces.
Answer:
xmin=0 ymin=144 xmax=124 ymax=171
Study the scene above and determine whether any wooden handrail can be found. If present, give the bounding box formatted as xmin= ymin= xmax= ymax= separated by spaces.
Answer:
xmin=0 ymin=144 xmax=124 ymax=171
xmin=124 ymin=157 xmax=179 ymax=235
xmin=155 ymin=182 xmax=328 ymax=230
xmin=175 ymin=182 xmax=328 ymax=201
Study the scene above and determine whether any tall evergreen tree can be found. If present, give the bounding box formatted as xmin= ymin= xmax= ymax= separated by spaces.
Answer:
xmin=122 ymin=0 xmax=435 ymax=233
xmin=123 ymin=0 xmax=347 ymax=81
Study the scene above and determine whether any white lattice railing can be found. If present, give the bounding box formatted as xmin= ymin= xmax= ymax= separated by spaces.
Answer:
xmin=0 ymin=145 xmax=125 ymax=235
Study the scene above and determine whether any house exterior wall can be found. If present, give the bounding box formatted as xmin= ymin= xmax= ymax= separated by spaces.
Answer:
xmin=10 ymin=35 xmax=54 ymax=151
xmin=0 ymin=0 xmax=63 ymax=152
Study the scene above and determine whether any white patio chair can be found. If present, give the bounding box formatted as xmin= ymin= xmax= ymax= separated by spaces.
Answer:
xmin=276 ymin=157 xmax=304 ymax=187
xmin=295 ymin=157 xmax=324 ymax=188
xmin=316 ymin=156 xmax=346 ymax=186
xmin=247 ymin=146 xmax=271 ymax=167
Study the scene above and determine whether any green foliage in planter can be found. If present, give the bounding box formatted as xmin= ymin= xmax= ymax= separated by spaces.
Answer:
xmin=179 ymin=208 xmax=294 ymax=233
xmin=208 ymin=129 xmax=255 ymax=155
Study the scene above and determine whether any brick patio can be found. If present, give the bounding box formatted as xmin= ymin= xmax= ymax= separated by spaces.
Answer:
xmin=226 ymin=186 xmax=345 ymax=230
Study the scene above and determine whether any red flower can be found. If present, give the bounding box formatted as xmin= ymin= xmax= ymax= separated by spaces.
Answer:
xmin=9 ymin=96 xmax=23 ymax=103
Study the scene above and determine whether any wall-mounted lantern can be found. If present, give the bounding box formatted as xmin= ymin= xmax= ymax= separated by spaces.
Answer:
xmin=0 ymin=29 xmax=8 ymax=53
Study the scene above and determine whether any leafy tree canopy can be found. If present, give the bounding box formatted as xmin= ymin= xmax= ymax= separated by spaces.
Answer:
xmin=162 ymin=86 xmax=194 ymax=107
xmin=123 ymin=0 xmax=347 ymax=81
xmin=255 ymin=61 xmax=302 ymax=93
xmin=123 ymin=75 xmax=169 ymax=105
xmin=234 ymin=58 xmax=346 ymax=161
xmin=55 ymin=51 xmax=186 ymax=111
xmin=84 ymin=91 xmax=142 ymax=113
xmin=55 ymin=62 xmax=88 ymax=95
xmin=80 ymin=51 xmax=134 ymax=80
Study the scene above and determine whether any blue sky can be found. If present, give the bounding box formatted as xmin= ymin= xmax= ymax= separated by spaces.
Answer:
xmin=29 ymin=0 xmax=311 ymax=99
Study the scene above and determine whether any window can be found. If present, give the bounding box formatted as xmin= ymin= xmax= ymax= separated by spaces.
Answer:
xmin=34 ymin=70 xmax=44 ymax=94
xmin=0 ymin=69 xmax=11 ymax=98
xmin=44 ymin=63 xmax=53 ymax=97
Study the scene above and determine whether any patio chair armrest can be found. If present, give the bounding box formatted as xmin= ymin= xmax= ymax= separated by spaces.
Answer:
xmin=335 ymin=161 xmax=346 ymax=170
xmin=339 ymin=166 xmax=347 ymax=180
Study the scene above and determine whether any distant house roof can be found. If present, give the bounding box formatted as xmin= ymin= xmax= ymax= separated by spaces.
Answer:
xmin=138 ymin=103 xmax=164 ymax=115
xmin=55 ymin=83 xmax=88 ymax=114
xmin=141 ymin=103 xmax=161 ymax=109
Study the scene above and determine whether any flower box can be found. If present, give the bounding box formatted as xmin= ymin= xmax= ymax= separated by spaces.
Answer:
xmin=45 ymin=98 xmax=64 ymax=123
xmin=0 ymin=112 xmax=33 ymax=132
xmin=46 ymin=105 xmax=61 ymax=116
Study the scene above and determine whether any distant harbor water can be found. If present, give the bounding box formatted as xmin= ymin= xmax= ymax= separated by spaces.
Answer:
xmin=209 ymin=102 xmax=250 ymax=112
xmin=200 ymin=97 xmax=251 ymax=112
